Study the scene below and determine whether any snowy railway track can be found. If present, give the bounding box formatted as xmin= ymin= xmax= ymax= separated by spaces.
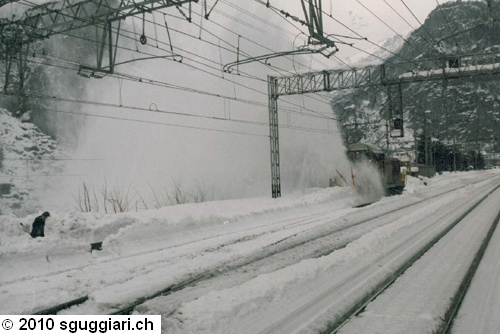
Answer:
xmin=325 ymin=183 xmax=500 ymax=334
xmin=26 ymin=208 xmax=348 ymax=315
xmin=10 ymin=177 xmax=489 ymax=296
xmin=437 ymin=207 xmax=500 ymax=334
xmin=28 ymin=175 xmax=498 ymax=318
xmin=3 ymin=208 xmax=335 ymax=288
xmin=103 ymin=177 xmax=500 ymax=317
xmin=228 ymin=181 xmax=500 ymax=334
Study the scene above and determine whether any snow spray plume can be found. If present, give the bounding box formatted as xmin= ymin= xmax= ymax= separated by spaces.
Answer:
xmin=350 ymin=161 xmax=385 ymax=203
xmin=42 ymin=1 xmax=353 ymax=209
xmin=34 ymin=0 xmax=121 ymax=145
xmin=0 ymin=0 xmax=120 ymax=146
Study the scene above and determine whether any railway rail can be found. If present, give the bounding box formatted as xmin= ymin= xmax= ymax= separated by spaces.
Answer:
xmin=29 ymin=175 xmax=498 ymax=319
xmin=439 ymin=207 xmax=500 ymax=334
xmin=325 ymin=183 xmax=500 ymax=334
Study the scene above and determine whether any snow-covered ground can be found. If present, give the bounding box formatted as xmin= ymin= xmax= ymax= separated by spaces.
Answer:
xmin=1 ymin=168 xmax=500 ymax=334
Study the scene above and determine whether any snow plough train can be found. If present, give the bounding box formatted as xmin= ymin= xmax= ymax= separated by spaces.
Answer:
xmin=346 ymin=142 xmax=406 ymax=195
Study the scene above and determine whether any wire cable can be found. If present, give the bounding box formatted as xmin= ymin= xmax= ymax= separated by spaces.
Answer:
xmin=156 ymin=4 xmax=337 ymax=104
xmin=16 ymin=54 xmax=335 ymax=122
xmin=354 ymin=0 xmax=427 ymax=58
xmin=39 ymin=106 xmax=335 ymax=136
xmin=29 ymin=25 xmax=333 ymax=119
xmin=143 ymin=11 xmax=334 ymax=106
xmin=399 ymin=0 xmax=440 ymax=48
xmin=435 ymin=0 xmax=461 ymax=52
xmin=117 ymin=13 xmax=335 ymax=108
xmin=299 ymin=0 xmax=412 ymax=62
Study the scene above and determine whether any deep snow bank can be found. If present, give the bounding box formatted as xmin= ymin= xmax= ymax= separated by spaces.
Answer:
xmin=0 ymin=186 xmax=358 ymax=258
xmin=1 ymin=171 xmax=489 ymax=261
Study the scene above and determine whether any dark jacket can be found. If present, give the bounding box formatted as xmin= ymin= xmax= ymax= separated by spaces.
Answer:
xmin=30 ymin=216 xmax=45 ymax=238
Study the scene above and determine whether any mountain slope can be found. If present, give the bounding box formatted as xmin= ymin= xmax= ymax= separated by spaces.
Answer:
xmin=0 ymin=108 xmax=62 ymax=214
xmin=332 ymin=1 xmax=500 ymax=159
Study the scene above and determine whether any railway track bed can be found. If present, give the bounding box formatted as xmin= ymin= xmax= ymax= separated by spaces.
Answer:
xmin=2 ymin=171 xmax=499 ymax=334
xmin=142 ymin=178 xmax=500 ymax=334
xmin=332 ymin=184 xmax=500 ymax=334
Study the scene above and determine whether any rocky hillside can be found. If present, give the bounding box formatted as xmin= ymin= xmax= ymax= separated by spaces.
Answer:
xmin=332 ymin=1 xmax=500 ymax=158
xmin=0 ymin=108 xmax=63 ymax=215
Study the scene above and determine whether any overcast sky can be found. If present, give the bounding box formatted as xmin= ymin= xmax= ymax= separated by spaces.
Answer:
xmin=269 ymin=0 xmax=459 ymax=64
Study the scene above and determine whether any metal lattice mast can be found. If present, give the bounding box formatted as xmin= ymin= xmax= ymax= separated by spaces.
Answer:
xmin=1 ymin=0 xmax=197 ymax=43
xmin=0 ymin=0 xmax=198 ymax=90
xmin=268 ymin=76 xmax=280 ymax=198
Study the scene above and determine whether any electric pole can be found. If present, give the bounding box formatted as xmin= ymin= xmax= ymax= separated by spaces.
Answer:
xmin=386 ymin=121 xmax=390 ymax=150
xmin=453 ymin=138 xmax=457 ymax=172
xmin=413 ymin=108 xmax=418 ymax=164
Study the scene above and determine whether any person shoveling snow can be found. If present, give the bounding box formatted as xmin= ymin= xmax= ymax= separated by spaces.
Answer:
xmin=20 ymin=212 xmax=50 ymax=238
xmin=30 ymin=211 xmax=50 ymax=238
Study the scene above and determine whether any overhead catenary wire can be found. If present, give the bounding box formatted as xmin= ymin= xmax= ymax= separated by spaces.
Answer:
xmin=250 ymin=0 xmax=433 ymax=85
xmin=383 ymin=0 xmax=489 ymax=58
xmin=18 ymin=0 xmax=467 ymax=107
xmin=12 ymin=0 xmax=477 ymax=78
xmin=126 ymin=9 xmax=338 ymax=111
xmin=27 ymin=24 xmax=334 ymax=119
xmin=1 ymin=6 xmax=490 ymax=112
xmin=399 ymin=0 xmax=440 ymax=48
xmin=14 ymin=0 xmax=324 ymax=80
xmin=303 ymin=0 xmax=450 ymax=71
xmin=39 ymin=52 xmax=335 ymax=120
xmin=6 ymin=0 xmax=268 ymax=84
xmin=379 ymin=0 xmax=450 ymax=65
xmin=381 ymin=0 xmax=416 ymax=31
xmin=107 ymin=3 xmax=416 ymax=104
xmin=10 ymin=0 xmax=386 ymax=110
xmin=380 ymin=0 xmax=441 ymax=55
xmin=158 ymin=7 xmax=334 ymax=105
xmin=4 ymin=1 xmax=498 ymax=155
xmin=248 ymin=0 xmax=365 ymax=45
xmin=298 ymin=0 xmax=412 ymax=63
xmin=250 ymin=0 xmax=373 ymax=76
xmin=438 ymin=19 xmax=491 ymax=45
xmin=112 ymin=12 xmax=336 ymax=110
xmin=215 ymin=0 xmax=339 ymax=69
xmin=435 ymin=0 xmax=461 ymax=51
xmin=13 ymin=55 xmax=335 ymax=123
xmin=2 ymin=55 xmax=339 ymax=137
xmin=231 ymin=1 xmax=499 ymax=146
xmin=373 ymin=0 xmax=459 ymax=63
xmin=353 ymin=0 xmax=428 ymax=58
xmin=220 ymin=0 xmax=305 ymax=41
xmin=39 ymin=106 xmax=336 ymax=136
xmin=254 ymin=0 xmax=365 ymax=44
xmin=5 ymin=80 xmax=337 ymax=124
xmin=8 ymin=0 xmax=461 ymax=128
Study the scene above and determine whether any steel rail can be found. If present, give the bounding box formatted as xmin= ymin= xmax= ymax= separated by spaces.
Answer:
xmin=438 ymin=199 xmax=500 ymax=334
xmin=32 ymin=296 xmax=89 ymax=315
xmin=325 ymin=182 xmax=500 ymax=334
